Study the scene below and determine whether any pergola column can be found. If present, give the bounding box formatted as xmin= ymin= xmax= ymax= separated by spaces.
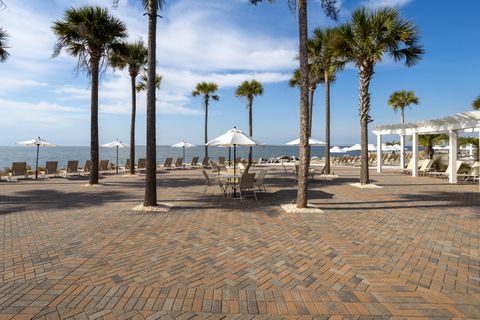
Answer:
xmin=448 ymin=130 xmax=458 ymax=184
xmin=412 ymin=133 xmax=418 ymax=177
xmin=400 ymin=133 xmax=405 ymax=169
xmin=376 ymin=134 xmax=382 ymax=173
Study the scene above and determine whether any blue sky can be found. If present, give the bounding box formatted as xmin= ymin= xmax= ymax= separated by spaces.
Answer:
xmin=0 ymin=0 xmax=478 ymax=146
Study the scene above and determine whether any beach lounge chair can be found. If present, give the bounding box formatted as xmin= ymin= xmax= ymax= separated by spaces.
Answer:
xmin=254 ymin=169 xmax=267 ymax=192
xmin=174 ymin=157 xmax=183 ymax=169
xmin=418 ymin=159 xmax=434 ymax=175
xmin=162 ymin=157 xmax=173 ymax=170
xmin=201 ymin=157 xmax=210 ymax=168
xmin=78 ymin=160 xmax=91 ymax=175
xmin=188 ymin=157 xmax=199 ymax=168
xmin=99 ymin=160 xmax=110 ymax=174
xmin=7 ymin=162 xmax=28 ymax=181
xmin=121 ymin=159 xmax=132 ymax=173
xmin=219 ymin=156 xmax=226 ymax=165
xmin=60 ymin=160 xmax=79 ymax=177
xmin=137 ymin=158 xmax=146 ymax=174
xmin=429 ymin=161 xmax=463 ymax=179
xmin=40 ymin=161 xmax=58 ymax=178
xmin=457 ymin=161 xmax=479 ymax=182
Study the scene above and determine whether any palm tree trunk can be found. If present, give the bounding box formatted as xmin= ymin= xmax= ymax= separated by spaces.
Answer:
xmin=130 ymin=74 xmax=136 ymax=175
xmin=296 ymin=0 xmax=310 ymax=209
xmin=400 ymin=107 xmax=405 ymax=168
xmin=308 ymin=87 xmax=314 ymax=137
xmin=248 ymin=96 xmax=253 ymax=167
xmin=325 ymin=71 xmax=331 ymax=175
xmin=204 ymin=95 xmax=209 ymax=158
xmin=144 ymin=0 xmax=158 ymax=207
xmin=89 ymin=56 xmax=100 ymax=185
xmin=359 ymin=63 xmax=373 ymax=185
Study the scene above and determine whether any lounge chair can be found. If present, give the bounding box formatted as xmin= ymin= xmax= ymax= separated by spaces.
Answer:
xmin=7 ymin=162 xmax=28 ymax=181
xmin=418 ymin=159 xmax=434 ymax=175
xmin=457 ymin=162 xmax=479 ymax=182
xmin=78 ymin=160 xmax=91 ymax=175
xmin=60 ymin=160 xmax=79 ymax=177
xmin=40 ymin=161 xmax=58 ymax=178
xmin=174 ymin=157 xmax=183 ymax=169
xmin=211 ymin=161 xmax=219 ymax=174
xmin=219 ymin=156 xmax=226 ymax=165
xmin=121 ymin=159 xmax=132 ymax=173
xmin=201 ymin=156 xmax=210 ymax=168
xmin=137 ymin=158 xmax=146 ymax=174
xmin=188 ymin=157 xmax=199 ymax=169
xmin=428 ymin=161 xmax=463 ymax=179
xmin=161 ymin=157 xmax=172 ymax=169
xmin=99 ymin=160 xmax=110 ymax=174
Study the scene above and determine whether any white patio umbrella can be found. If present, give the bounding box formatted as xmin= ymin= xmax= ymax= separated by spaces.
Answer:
xmin=206 ymin=127 xmax=259 ymax=175
xmin=171 ymin=140 xmax=196 ymax=165
xmin=102 ymin=139 xmax=128 ymax=173
xmin=433 ymin=145 xmax=449 ymax=150
xmin=286 ymin=138 xmax=326 ymax=146
xmin=330 ymin=146 xmax=345 ymax=153
xmin=345 ymin=144 xmax=361 ymax=152
xmin=392 ymin=144 xmax=402 ymax=151
xmin=382 ymin=144 xmax=396 ymax=152
xmin=17 ymin=137 xmax=56 ymax=180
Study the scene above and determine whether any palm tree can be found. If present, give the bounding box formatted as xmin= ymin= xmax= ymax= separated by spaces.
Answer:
xmin=0 ymin=27 xmax=9 ymax=63
xmin=388 ymin=90 xmax=419 ymax=167
xmin=235 ymin=80 xmax=264 ymax=167
xmin=388 ymin=90 xmax=419 ymax=126
xmin=52 ymin=6 xmax=127 ymax=185
xmin=114 ymin=0 xmax=165 ymax=206
xmin=288 ymin=64 xmax=328 ymax=137
xmin=110 ymin=40 xmax=148 ymax=175
xmin=192 ymin=82 xmax=220 ymax=158
xmin=419 ymin=134 xmax=448 ymax=159
xmin=472 ymin=96 xmax=480 ymax=110
xmin=249 ymin=0 xmax=338 ymax=208
xmin=310 ymin=27 xmax=344 ymax=175
xmin=335 ymin=8 xmax=423 ymax=185
xmin=136 ymin=71 xmax=162 ymax=93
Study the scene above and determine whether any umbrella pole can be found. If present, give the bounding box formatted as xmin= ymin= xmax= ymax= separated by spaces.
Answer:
xmin=233 ymin=145 xmax=236 ymax=176
xmin=228 ymin=147 xmax=231 ymax=166
xmin=35 ymin=144 xmax=39 ymax=180
xmin=183 ymin=146 xmax=185 ymax=166
xmin=116 ymin=146 xmax=119 ymax=174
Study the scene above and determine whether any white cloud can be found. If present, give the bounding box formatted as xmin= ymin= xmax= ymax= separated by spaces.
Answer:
xmin=362 ymin=0 xmax=412 ymax=9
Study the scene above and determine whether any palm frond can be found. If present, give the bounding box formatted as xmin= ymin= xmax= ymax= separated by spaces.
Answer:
xmin=472 ymin=96 xmax=480 ymax=110
xmin=0 ymin=27 xmax=10 ymax=63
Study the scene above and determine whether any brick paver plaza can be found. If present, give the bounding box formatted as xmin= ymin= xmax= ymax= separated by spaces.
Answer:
xmin=0 ymin=166 xmax=479 ymax=319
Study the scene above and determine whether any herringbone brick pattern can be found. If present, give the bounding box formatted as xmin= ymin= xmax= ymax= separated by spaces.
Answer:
xmin=0 ymin=167 xmax=479 ymax=319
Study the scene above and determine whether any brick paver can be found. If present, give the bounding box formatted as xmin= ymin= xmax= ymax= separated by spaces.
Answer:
xmin=0 ymin=166 xmax=479 ymax=319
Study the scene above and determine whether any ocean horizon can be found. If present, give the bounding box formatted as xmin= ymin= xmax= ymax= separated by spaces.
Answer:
xmin=0 ymin=145 xmax=386 ymax=169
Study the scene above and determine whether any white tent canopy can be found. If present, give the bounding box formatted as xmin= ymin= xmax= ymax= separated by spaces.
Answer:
xmin=330 ymin=146 xmax=345 ymax=153
xmin=286 ymin=138 xmax=326 ymax=146
xmin=373 ymin=111 xmax=480 ymax=186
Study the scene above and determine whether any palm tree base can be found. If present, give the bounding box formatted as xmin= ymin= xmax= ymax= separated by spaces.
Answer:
xmin=350 ymin=183 xmax=382 ymax=189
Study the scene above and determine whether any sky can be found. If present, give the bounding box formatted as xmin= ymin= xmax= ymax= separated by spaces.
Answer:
xmin=0 ymin=0 xmax=479 ymax=146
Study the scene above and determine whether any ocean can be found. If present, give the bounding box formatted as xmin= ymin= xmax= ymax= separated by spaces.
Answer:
xmin=0 ymin=145 xmax=363 ymax=169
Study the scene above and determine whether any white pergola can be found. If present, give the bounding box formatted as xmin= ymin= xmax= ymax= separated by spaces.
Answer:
xmin=373 ymin=111 xmax=480 ymax=184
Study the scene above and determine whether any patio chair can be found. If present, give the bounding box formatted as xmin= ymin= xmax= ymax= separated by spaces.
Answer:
xmin=60 ymin=160 xmax=79 ymax=177
xmin=211 ymin=161 xmax=219 ymax=174
xmin=40 ymin=161 xmax=58 ymax=178
xmin=219 ymin=156 xmax=226 ymax=165
xmin=7 ymin=162 xmax=28 ymax=181
xmin=174 ymin=157 xmax=183 ymax=169
xmin=137 ymin=158 xmax=146 ymax=174
xmin=188 ymin=157 xmax=199 ymax=169
xmin=202 ymin=169 xmax=225 ymax=195
xmin=99 ymin=160 xmax=110 ymax=174
xmin=161 ymin=157 xmax=173 ymax=170
xmin=457 ymin=162 xmax=479 ymax=182
xmin=217 ymin=164 xmax=227 ymax=174
xmin=78 ymin=160 xmax=91 ymax=175
xmin=254 ymin=169 xmax=267 ymax=192
xmin=237 ymin=172 xmax=257 ymax=202
xmin=121 ymin=159 xmax=132 ymax=173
